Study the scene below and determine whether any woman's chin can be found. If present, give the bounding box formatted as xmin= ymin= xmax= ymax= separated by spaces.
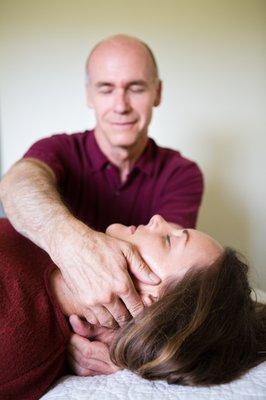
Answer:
xmin=106 ymin=223 xmax=128 ymax=239
xmin=105 ymin=224 xmax=116 ymax=235
xmin=106 ymin=223 xmax=137 ymax=238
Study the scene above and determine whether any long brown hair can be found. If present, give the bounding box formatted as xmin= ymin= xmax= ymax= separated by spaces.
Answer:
xmin=111 ymin=248 xmax=266 ymax=385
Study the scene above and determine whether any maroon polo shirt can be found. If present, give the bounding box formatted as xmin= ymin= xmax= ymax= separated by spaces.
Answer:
xmin=24 ymin=130 xmax=203 ymax=231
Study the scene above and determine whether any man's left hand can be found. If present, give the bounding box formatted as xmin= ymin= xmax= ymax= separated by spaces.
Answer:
xmin=68 ymin=315 xmax=119 ymax=376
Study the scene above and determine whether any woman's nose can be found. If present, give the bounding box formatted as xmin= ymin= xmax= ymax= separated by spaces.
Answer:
xmin=148 ymin=214 xmax=165 ymax=228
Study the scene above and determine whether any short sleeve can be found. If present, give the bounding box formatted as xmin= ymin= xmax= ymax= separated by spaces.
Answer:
xmin=23 ymin=134 xmax=70 ymax=183
xmin=155 ymin=160 xmax=204 ymax=228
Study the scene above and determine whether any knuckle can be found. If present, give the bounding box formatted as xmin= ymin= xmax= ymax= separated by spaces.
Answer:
xmin=115 ymin=313 xmax=131 ymax=324
xmin=83 ymin=346 xmax=92 ymax=359
xmin=129 ymin=302 xmax=144 ymax=316
xmin=100 ymin=318 xmax=115 ymax=328
xmin=102 ymin=293 xmax=114 ymax=305
xmin=88 ymin=297 xmax=99 ymax=307
xmin=117 ymin=282 xmax=130 ymax=297
xmin=84 ymin=314 xmax=97 ymax=325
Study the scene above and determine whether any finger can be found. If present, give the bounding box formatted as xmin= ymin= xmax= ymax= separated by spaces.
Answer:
xmin=70 ymin=333 xmax=92 ymax=352
xmin=83 ymin=308 xmax=100 ymax=325
xmin=81 ymin=357 xmax=118 ymax=374
xmin=69 ymin=334 xmax=93 ymax=364
xmin=69 ymin=353 xmax=116 ymax=376
xmin=105 ymin=298 xmax=131 ymax=327
xmin=125 ymin=246 xmax=161 ymax=285
xmin=70 ymin=334 xmax=107 ymax=360
xmin=69 ymin=337 xmax=116 ymax=368
xmin=68 ymin=347 xmax=117 ymax=374
xmin=70 ymin=315 xmax=112 ymax=339
xmin=67 ymin=353 xmax=96 ymax=376
xmin=120 ymin=282 xmax=145 ymax=318
xmin=69 ymin=315 xmax=94 ymax=337
xmin=67 ymin=338 xmax=94 ymax=374
xmin=92 ymin=305 xmax=118 ymax=329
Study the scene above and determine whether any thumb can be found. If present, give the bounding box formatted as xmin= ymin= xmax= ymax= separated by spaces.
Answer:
xmin=126 ymin=248 xmax=161 ymax=285
xmin=69 ymin=315 xmax=93 ymax=337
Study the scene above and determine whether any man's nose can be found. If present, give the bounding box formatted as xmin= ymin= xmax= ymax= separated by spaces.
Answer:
xmin=113 ymin=90 xmax=131 ymax=114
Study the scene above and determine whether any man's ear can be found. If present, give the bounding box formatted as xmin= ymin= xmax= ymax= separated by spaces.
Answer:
xmin=86 ymin=84 xmax=94 ymax=109
xmin=154 ymin=80 xmax=162 ymax=107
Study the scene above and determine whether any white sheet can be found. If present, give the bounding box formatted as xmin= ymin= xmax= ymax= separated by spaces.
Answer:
xmin=41 ymin=362 xmax=266 ymax=400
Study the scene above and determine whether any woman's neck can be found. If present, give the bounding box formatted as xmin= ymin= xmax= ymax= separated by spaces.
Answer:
xmin=49 ymin=269 xmax=80 ymax=316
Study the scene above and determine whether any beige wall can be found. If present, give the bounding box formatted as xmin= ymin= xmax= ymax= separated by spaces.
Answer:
xmin=1 ymin=0 xmax=266 ymax=290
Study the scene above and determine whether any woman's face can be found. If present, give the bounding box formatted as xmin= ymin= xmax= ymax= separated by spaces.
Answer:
xmin=106 ymin=215 xmax=223 ymax=303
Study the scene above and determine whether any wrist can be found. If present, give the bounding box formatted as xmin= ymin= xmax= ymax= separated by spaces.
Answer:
xmin=46 ymin=213 xmax=96 ymax=267
xmin=42 ymin=210 xmax=76 ymax=254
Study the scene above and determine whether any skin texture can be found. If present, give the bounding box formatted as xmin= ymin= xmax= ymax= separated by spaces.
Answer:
xmin=106 ymin=214 xmax=223 ymax=303
xmin=0 ymin=35 xmax=162 ymax=332
xmin=68 ymin=215 xmax=223 ymax=376
xmin=86 ymin=35 xmax=161 ymax=181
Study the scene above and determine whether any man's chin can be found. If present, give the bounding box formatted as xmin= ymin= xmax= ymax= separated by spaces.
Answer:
xmin=107 ymin=131 xmax=140 ymax=148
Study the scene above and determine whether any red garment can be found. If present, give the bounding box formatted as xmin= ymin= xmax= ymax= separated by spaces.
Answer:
xmin=0 ymin=219 xmax=70 ymax=400
xmin=24 ymin=130 xmax=203 ymax=229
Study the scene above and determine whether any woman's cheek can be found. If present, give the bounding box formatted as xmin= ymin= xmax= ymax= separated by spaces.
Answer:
xmin=138 ymin=249 xmax=165 ymax=280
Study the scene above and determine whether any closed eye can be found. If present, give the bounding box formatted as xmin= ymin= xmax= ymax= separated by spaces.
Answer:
xmin=129 ymin=84 xmax=145 ymax=93
xmin=165 ymin=234 xmax=171 ymax=247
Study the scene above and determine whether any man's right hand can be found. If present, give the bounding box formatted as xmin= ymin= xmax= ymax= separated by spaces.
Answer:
xmin=0 ymin=158 xmax=160 ymax=328
xmin=50 ymin=217 xmax=160 ymax=327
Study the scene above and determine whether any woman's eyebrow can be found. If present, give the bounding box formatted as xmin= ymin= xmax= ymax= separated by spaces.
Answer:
xmin=171 ymin=229 xmax=190 ymax=247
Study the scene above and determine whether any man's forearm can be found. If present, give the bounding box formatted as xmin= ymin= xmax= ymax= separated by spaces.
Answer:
xmin=0 ymin=158 xmax=76 ymax=252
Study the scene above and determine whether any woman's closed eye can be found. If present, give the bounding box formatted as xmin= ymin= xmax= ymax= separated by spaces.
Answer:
xmin=165 ymin=234 xmax=171 ymax=247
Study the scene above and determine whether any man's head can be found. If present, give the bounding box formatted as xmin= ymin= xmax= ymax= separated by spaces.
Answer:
xmin=85 ymin=35 xmax=162 ymax=151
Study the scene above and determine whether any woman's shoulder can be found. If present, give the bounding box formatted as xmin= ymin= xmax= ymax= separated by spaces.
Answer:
xmin=0 ymin=218 xmax=53 ymax=274
xmin=0 ymin=218 xmax=32 ymax=250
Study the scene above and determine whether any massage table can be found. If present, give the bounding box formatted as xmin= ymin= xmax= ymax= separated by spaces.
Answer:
xmin=42 ymin=289 xmax=266 ymax=400
xmin=41 ymin=362 xmax=266 ymax=400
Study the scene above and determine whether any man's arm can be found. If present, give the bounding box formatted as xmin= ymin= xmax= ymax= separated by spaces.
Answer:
xmin=0 ymin=158 xmax=70 ymax=249
xmin=0 ymin=159 xmax=160 ymax=327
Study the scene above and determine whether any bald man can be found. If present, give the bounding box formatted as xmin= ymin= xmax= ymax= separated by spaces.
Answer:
xmin=0 ymin=35 xmax=203 ymax=346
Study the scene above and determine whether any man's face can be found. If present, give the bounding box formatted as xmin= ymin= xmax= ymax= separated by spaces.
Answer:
xmin=86 ymin=42 xmax=161 ymax=149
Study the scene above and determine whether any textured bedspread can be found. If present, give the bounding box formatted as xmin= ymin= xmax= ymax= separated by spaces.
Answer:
xmin=41 ymin=362 xmax=266 ymax=400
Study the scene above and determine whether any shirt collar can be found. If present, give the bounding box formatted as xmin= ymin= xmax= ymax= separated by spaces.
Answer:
xmin=86 ymin=130 xmax=155 ymax=176
xmin=86 ymin=130 xmax=110 ymax=171
xmin=133 ymin=138 xmax=155 ymax=176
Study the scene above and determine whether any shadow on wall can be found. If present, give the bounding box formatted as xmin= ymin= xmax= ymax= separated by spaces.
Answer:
xmin=197 ymin=130 xmax=252 ymax=262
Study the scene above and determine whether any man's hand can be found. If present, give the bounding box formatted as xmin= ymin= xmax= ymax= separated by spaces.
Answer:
xmin=51 ymin=218 xmax=160 ymax=327
xmin=0 ymin=158 xmax=160 ymax=327
xmin=68 ymin=315 xmax=119 ymax=376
